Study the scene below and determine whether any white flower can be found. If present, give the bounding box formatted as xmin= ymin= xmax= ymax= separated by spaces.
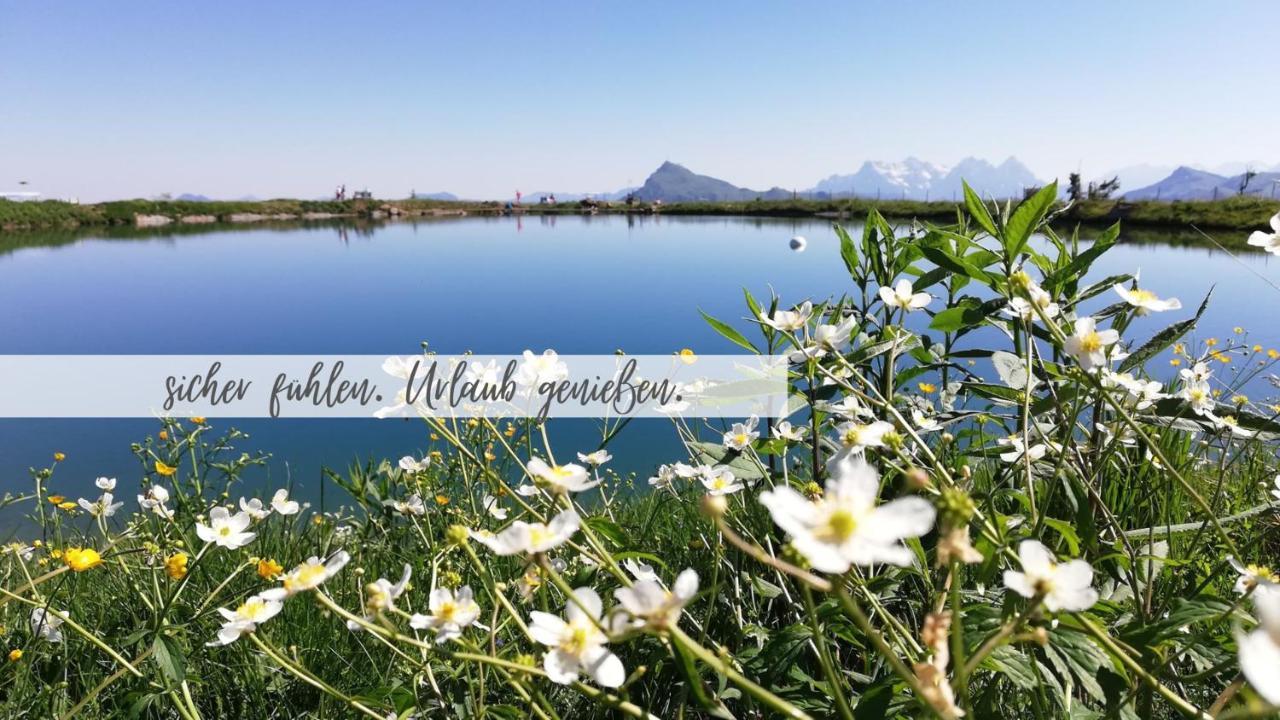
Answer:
xmin=1246 ymin=212 xmax=1280 ymax=256
xmin=470 ymin=509 xmax=580 ymax=556
xmin=998 ymin=436 xmax=1047 ymax=463
xmin=208 ymin=593 xmax=283 ymax=646
xmin=1113 ymin=283 xmax=1181 ymax=314
xmin=1002 ymin=539 xmax=1097 ymax=612
xmin=1063 ymin=317 xmax=1119 ymax=370
xmin=1180 ymin=380 xmax=1215 ymax=416
xmin=1106 ymin=371 xmax=1166 ymax=410
xmin=1238 ymin=586 xmax=1280 ymax=705
xmin=1179 ymin=362 xmax=1212 ymax=383
xmin=911 ymin=409 xmax=941 ymax=433
xmin=1004 ymin=284 xmax=1060 ymax=321
xmin=1228 ymin=557 xmax=1279 ymax=595
xmin=392 ymin=493 xmax=426 ymax=517
xmin=529 ymin=587 xmax=625 ymax=687
xmin=776 ymin=420 xmax=808 ymax=442
xmin=759 ymin=301 xmax=814 ymax=332
xmin=195 ymin=507 xmax=256 ymax=550
xmin=835 ymin=420 xmax=895 ymax=454
xmin=261 ymin=551 xmax=351 ymax=599
xmin=722 ymin=416 xmax=760 ymax=451
xmin=270 ymin=489 xmax=300 ymax=515
xmin=759 ymin=455 xmax=936 ymax=573
xmin=239 ymin=497 xmax=272 ymax=520
xmin=94 ymin=477 xmax=116 ymax=491
xmin=526 ymin=458 xmax=598 ymax=494
xmin=30 ymin=607 xmax=65 ymax=643
xmin=878 ymin=279 xmax=931 ymax=311
xmin=622 ymin=559 xmax=660 ymax=584
xmin=517 ymin=350 xmax=569 ymax=388
xmin=613 ymin=568 xmax=698 ymax=630
xmin=648 ymin=464 xmax=678 ymax=490
xmin=814 ymin=317 xmax=857 ymax=351
xmin=817 ymin=396 xmax=874 ymax=419
xmin=700 ymin=466 xmax=744 ymax=496
xmin=410 ymin=586 xmax=481 ymax=644
xmin=482 ymin=494 xmax=509 ymax=520
xmin=1272 ymin=474 xmax=1280 ymax=504
xmin=347 ymin=565 xmax=413 ymax=631
xmin=399 ymin=455 xmax=430 ymax=473
xmin=138 ymin=485 xmax=172 ymax=518
xmin=78 ymin=492 xmax=123 ymax=518
xmin=577 ymin=450 xmax=613 ymax=467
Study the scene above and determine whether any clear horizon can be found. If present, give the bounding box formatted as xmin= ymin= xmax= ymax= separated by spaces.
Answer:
xmin=3 ymin=1 xmax=1278 ymax=202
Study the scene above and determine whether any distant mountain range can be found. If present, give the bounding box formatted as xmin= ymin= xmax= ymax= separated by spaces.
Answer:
xmin=411 ymin=191 xmax=459 ymax=201
xmin=1124 ymin=167 xmax=1280 ymax=201
xmin=810 ymin=156 xmax=1041 ymax=201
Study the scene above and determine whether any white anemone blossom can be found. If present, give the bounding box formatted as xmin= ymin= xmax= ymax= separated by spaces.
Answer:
xmin=1113 ymin=283 xmax=1182 ymax=314
xmin=613 ymin=568 xmax=699 ymax=631
xmin=576 ymin=450 xmax=613 ymax=467
xmin=470 ymin=509 xmax=580 ymax=556
xmin=261 ymin=551 xmax=352 ymax=600
xmin=722 ymin=416 xmax=760 ymax=451
xmin=138 ymin=485 xmax=173 ymax=518
xmin=998 ymin=436 xmax=1047 ymax=463
xmin=517 ymin=349 xmax=570 ymax=389
xmin=239 ymin=497 xmax=272 ymax=520
xmin=390 ymin=493 xmax=425 ymax=517
xmin=209 ymin=593 xmax=283 ymax=646
xmin=78 ymin=492 xmax=123 ymax=518
xmin=196 ymin=507 xmax=256 ymax=549
xmin=529 ymin=587 xmax=625 ymax=687
xmin=835 ymin=420 xmax=895 ymax=454
xmin=1238 ymin=585 xmax=1280 ymax=705
xmin=525 ymin=458 xmax=598 ymax=494
xmin=878 ymin=279 xmax=931 ymax=311
xmin=1228 ymin=557 xmax=1278 ymax=595
xmin=94 ymin=477 xmax=117 ymax=491
xmin=1063 ymin=316 xmax=1120 ymax=370
xmin=1246 ymin=212 xmax=1280 ymax=256
xmin=700 ymin=466 xmax=744 ymax=496
xmin=1003 ymin=283 xmax=1060 ymax=321
xmin=1180 ymin=380 xmax=1215 ymax=416
xmin=775 ymin=420 xmax=808 ymax=442
xmin=1002 ymin=539 xmax=1098 ymax=612
xmin=270 ymin=489 xmax=300 ymax=515
xmin=410 ymin=586 xmax=481 ymax=644
xmin=31 ymin=607 xmax=65 ymax=643
xmin=482 ymin=494 xmax=509 ymax=520
xmin=759 ymin=301 xmax=814 ymax=332
xmin=399 ymin=455 xmax=431 ymax=473
xmin=348 ymin=565 xmax=412 ymax=630
xmin=759 ymin=455 xmax=936 ymax=573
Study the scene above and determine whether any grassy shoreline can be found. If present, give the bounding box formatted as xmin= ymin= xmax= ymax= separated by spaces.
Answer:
xmin=4 ymin=195 xmax=1277 ymax=235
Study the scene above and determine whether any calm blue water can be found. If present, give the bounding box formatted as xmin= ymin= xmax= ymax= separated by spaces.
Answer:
xmin=1 ymin=215 xmax=1277 ymax=514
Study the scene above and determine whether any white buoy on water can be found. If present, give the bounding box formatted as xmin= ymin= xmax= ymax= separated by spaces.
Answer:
xmin=789 ymin=235 xmax=807 ymax=252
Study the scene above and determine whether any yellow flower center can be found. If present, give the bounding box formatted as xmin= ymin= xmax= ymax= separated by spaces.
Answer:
xmin=438 ymin=602 xmax=457 ymax=622
xmin=285 ymin=563 xmax=327 ymax=592
xmin=1079 ymin=331 xmax=1103 ymax=353
xmin=818 ymin=508 xmax=858 ymax=543
xmin=561 ymin=624 xmax=595 ymax=655
xmin=1130 ymin=289 xmax=1157 ymax=303
xmin=734 ymin=433 xmax=748 ymax=445
xmin=528 ymin=525 xmax=553 ymax=547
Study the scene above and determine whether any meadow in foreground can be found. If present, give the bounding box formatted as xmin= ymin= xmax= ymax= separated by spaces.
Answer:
xmin=5 ymin=191 xmax=1280 ymax=719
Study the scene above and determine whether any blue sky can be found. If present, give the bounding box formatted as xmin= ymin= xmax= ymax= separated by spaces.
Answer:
xmin=3 ymin=1 xmax=1277 ymax=201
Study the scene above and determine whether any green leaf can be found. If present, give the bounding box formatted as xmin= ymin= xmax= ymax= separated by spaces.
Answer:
xmin=583 ymin=517 xmax=628 ymax=547
xmin=1003 ymin=181 xmax=1058 ymax=258
xmin=699 ymin=310 xmax=759 ymax=354
xmin=153 ymin=635 xmax=186 ymax=685
xmin=1118 ymin=289 xmax=1211 ymax=373
xmin=835 ymin=224 xmax=859 ymax=279
xmin=1046 ymin=222 xmax=1120 ymax=291
xmin=963 ymin=181 xmax=999 ymax=237
xmin=928 ymin=297 xmax=984 ymax=333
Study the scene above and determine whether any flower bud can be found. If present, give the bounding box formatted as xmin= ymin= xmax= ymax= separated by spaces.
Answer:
xmin=445 ymin=524 xmax=471 ymax=546
xmin=700 ymin=494 xmax=728 ymax=519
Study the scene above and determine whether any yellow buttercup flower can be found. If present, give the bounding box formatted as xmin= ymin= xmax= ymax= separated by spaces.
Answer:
xmin=47 ymin=494 xmax=65 ymax=505
xmin=7 ymin=649 xmax=20 ymax=663
xmin=155 ymin=460 xmax=177 ymax=476
xmin=258 ymin=558 xmax=284 ymax=581
xmin=1169 ymin=359 xmax=1181 ymax=367
xmin=679 ymin=348 xmax=697 ymax=365
xmin=1269 ymin=349 xmax=1280 ymax=360
xmin=165 ymin=552 xmax=189 ymax=580
xmin=917 ymin=382 xmax=937 ymax=394
xmin=57 ymin=501 xmax=77 ymax=511
xmin=53 ymin=452 xmax=66 ymax=462
xmin=435 ymin=494 xmax=450 ymax=506
xmin=158 ymin=430 xmax=168 ymax=441
xmin=1234 ymin=326 xmax=1244 ymax=334
xmin=1253 ymin=345 xmax=1263 ymax=353
xmin=1173 ymin=343 xmax=1186 ymax=355
xmin=64 ymin=547 xmax=103 ymax=572
xmin=191 ymin=416 xmax=206 ymax=425
xmin=1232 ymin=395 xmax=1248 ymax=406
xmin=1205 ymin=338 xmax=1218 ymax=347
